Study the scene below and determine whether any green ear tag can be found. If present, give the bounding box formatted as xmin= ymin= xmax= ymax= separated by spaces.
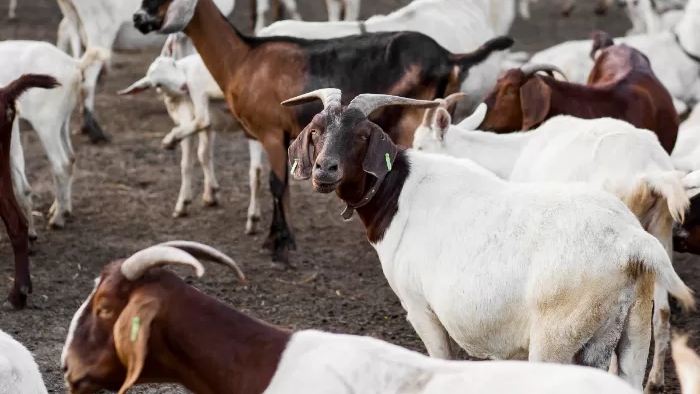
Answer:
xmin=291 ymin=158 xmax=298 ymax=175
xmin=385 ymin=153 xmax=392 ymax=171
xmin=131 ymin=316 xmax=141 ymax=342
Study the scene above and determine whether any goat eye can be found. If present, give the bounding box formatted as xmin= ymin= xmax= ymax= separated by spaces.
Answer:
xmin=360 ymin=134 xmax=369 ymax=141
xmin=97 ymin=307 xmax=113 ymax=319
xmin=310 ymin=129 xmax=318 ymax=135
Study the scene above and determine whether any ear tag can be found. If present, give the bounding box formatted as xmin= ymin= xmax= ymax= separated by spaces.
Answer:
xmin=131 ymin=316 xmax=141 ymax=342
xmin=291 ymin=158 xmax=298 ymax=175
xmin=385 ymin=153 xmax=392 ymax=172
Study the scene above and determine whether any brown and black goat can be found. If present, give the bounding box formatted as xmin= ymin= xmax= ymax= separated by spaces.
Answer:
xmin=478 ymin=29 xmax=678 ymax=154
xmin=0 ymin=73 xmax=60 ymax=309
xmin=129 ymin=0 xmax=513 ymax=266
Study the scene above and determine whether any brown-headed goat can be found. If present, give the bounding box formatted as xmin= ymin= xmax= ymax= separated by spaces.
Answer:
xmin=128 ymin=0 xmax=513 ymax=267
xmin=479 ymin=29 xmax=678 ymax=154
xmin=0 ymin=73 xmax=60 ymax=309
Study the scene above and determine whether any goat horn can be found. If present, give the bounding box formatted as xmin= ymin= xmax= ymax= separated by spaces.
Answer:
xmin=440 ymin=92 xmax=468 ymax=109
xmin=520 ymin=63 xmax=569 ymax=81
xmin=121 ymin=245 xmax=205 ymax=280
xmin=281 ymin=88 xmax=342 ymax=109
xmin=155 ymin=240 xmax=245 ymax=282
xmin=347 ymin=94 xmax=440 ymax=117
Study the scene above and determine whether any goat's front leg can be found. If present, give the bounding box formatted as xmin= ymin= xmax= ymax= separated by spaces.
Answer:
xmin=646 ymin=284 xmax=671 ymax=393
xmin=174 ymin=135 xmax=196 ymax=217
xmin=342 ymin=0 xmax=361 ymax=21
xmin=0 ymin=164 xmax=31 ymax=309
xmin=198 ymin=130 xmax=219 ymax=207
xmin=254 ymin=0 xmax=269 ymax=34
xmin=405 ymin=303 xmax=455 ymax=359
xmin=279 ymin=0 xmax=302 ymax=20
xmin=246 ymin=139 xmax=264 ymax=235
xmin=261 ymin=131 xmax=296 ymax=267
xmin=9 ymin=120 xmax=36 ymax=250
xmin=325 ymin=0 xmax=343 ymax=21
xmin=162 ymin=116 xmax=211 ymax=150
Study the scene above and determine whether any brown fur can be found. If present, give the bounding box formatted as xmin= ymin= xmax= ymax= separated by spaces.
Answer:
xmin=480 ymin=31 xmax=679 ymax=154
xmin=62 ymin=260 xmax=292 ymax=394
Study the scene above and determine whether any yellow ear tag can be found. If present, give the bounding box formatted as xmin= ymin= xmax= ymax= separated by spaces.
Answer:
xmin=131 ymin=316 xmax=141 ymax=342
xmin=385 ymin=153 xmax=392 ymax=171
xmin=291 ymin=158 xmax=298 ymax=175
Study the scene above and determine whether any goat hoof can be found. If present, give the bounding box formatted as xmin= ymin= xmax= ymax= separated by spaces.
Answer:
xmin=28 ymin=239 xmax=37 ymax=256
xmin=245 ymin=216 xmax=260 ymax=235
xmin=161 ymin=140 xmax=177 ymax=150
xmin=202 ymin=195 xmax=218 ymax=207
xmin=7 ymin=282 xmax=30 ymax=310
xmin=48 ymin=219 xmax=65 ymax=230
xmin=172 ymin=210 xmax=188 ymax=218
xmin=644 ymin=382 xmax=664 ymax=394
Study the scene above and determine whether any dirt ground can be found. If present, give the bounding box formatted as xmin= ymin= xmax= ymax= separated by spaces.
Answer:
xmin=0 ymin=0 xmax=697 ymax=393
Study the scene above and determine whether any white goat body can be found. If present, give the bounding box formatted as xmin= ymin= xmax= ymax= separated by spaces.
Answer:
xmin=413 ymin=104 xmax=689 ymax=390
xmin=0 ymin=40 xmax=109 ymax=236
xmin=623 ymin=0 xmax=684 ymax=35
xmin=265 ymin=330 xmax=640 ymax=394
xmin=527 ymin=0 xmax=700 ymax=115
xmin=258 ymin=0 xmax=513 ymax=115
xmin=118 ymin=54 xmax=265 ymax=233
xmin=0 ymin=329 xmax=48 ymax=394
xmin=252 ymin=0 xmax=361 ymax=33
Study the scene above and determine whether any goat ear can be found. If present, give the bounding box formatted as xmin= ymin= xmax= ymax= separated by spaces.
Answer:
xmin=113 ymin=295 xmax=161 ymax=394
xmin=117 ymin=78 xmax=152 ymax=95
xmin=288 ymin=128 xmax=313 ymax=180
xmin=363 ymin=127 xmax=398 ymax=178
xmin=520 ymin=77 xmax=551 ymax=130
xmin=432 ymin=108 xmax=451 ymax=142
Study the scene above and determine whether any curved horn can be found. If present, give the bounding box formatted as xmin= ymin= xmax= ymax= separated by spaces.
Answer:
xmin=456 ymin=103 xmax=488 ymax=131
xmin=520 ymin=63 xmax=569 ymax=81
xmin=155 ymin=240 xmax=245 ymax=282
xmin=347 ymin=94 xmax=440 ymax=117
xmin=281 ymin=88 xmax=342 ymax=109
xmin=420 ymin=106 xmax=439 ymax=127
xmin=120 ymin=245 xmax=205 ymax=281
xmin=439 ymin=92 xmax=468 ymax=109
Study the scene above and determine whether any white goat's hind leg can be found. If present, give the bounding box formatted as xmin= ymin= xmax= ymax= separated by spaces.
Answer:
xmin=33 ymin=120 xmax=73 ymax=229
xmin=343 ymin=0 xmax=361 ymax=21
xmin=645 ymin=284 xmax=671 ymax=393
xmin=406 ymin=305 xmax=454 ymax=359
xmin=325 ymin=0 xmax=342 ymax=21
xmin=279 ymin=0 xmax=302 ymax=20
xmin=9 ymin=120 xmax=35 ymax=243
xmin=615 ymin=274 xmax=654 ymax=392
xmin=246 ymin=139 xmax=263 ymax=235
xmin=174 ymin=136 xmax=196 ymax=218
xmin=198 ymin=130 xmax=219 ymax=207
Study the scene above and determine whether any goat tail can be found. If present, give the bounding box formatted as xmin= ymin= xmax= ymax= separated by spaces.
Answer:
xmin=629 ymin=230 xmax=695 ymax=310
xmin=451 ymin=36 xmax=515 ymax=73
xmin=589 ymin=29 xmax=615 ymax=60
xmin=77 ymin=46 xmax=111 ymax=75
xmin=2 ymin=74 xmax=60 ymax=104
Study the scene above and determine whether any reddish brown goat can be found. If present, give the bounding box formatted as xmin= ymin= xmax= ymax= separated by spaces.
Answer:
xmin=0 ymin=73 xmax=60 ymax=309
xmin=479 ymin=29 xmax=678 ymax=154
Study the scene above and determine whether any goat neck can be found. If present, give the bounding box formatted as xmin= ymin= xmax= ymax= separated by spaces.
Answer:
xmin=184 ymin=0 xmax=251 ymax=91
xmin=148 ymin=281 xmax=291 ymax=394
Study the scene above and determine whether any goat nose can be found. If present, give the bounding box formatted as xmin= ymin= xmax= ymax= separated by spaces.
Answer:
xmin=133 ymin=11 xmax=144 ymax=24
xmin=315 ymin=158 xmax=339 ymax=173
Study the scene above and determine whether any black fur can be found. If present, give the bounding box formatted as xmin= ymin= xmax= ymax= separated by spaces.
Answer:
xmin=263 ymin=131 xmax=296 ymax=264
xmin=81 ymin=109 xmax=110 ymax=144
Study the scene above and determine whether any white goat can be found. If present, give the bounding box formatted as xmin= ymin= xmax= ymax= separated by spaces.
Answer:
xmin=252 ymin=0 xmax=361 ymax=33
xmin=413 ymin=96 xmax=689 ymax=392
xmin=284 ymin=89 xmax=695 ymax=393
xmin=0 ymin=329 xmax=48 ymax=394
xmin=258 ymin=0 xmax=524 ymax=115
xmin=671 ymin=103 xmax=700 ymax=173
xmin=0 ymin=41 xmax=109 ymax=237
xmin=622 ymin=0 xmax=684 ymax=35
xmin=527 ymin=0 xmax=700 ymax=115
xmin=53 ymin=0 xmax=234 ymax=142
xmin=117 ymin=54 xmax=265 ymax=234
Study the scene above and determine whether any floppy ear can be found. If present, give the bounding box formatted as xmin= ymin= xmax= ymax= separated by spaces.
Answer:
xmin=160 ymin=0 xmax=197 ymax=34
xmin=117 ymin=77 xmax=152 ymax=95
xmin=520 ymin=77 xmax=551 ymax=130
xmin=432 ymin=108 xmax=451 ymax=142
xmin=113 ymin=295 xmax=161 ymax=394
xmin=363 ymin=126 xmax=398 ymax=178
xmin=288 ymin=128 xmax=313 ymax=180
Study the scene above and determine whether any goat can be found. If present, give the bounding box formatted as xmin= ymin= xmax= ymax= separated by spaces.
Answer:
xmin=0 ymin=73 xmax=60 ymax=309
xmin=414 ymin=95 xmax=688 ymax=392
xmin=282 ymin=87 xmax=695 ymax=391
xmin=60 ymin=240 xmax=646 ymax=394
xmin=0 ymin=41 xmax=109 ymax=237
xmin=257 ymin=0 xmax=527 ymax=116
xmin=527 ymin=0 xmax=700 ymax=116
xmin=130 ymin=0 xmax=513 ymax=266
xmin=251 ymin=0 xmax=361 ymax=34
xmin=672 ymin=334 xmax=700 ymax=394
xmin=0 ymin=328 xmax=49 ymax=393
xmin=479 ymin=30 xmax=679 ymax=154
xmin=670 ymin=109 xmax=700 ymax=255
xmin=117 ymin=55 xmax=265 ymax=233
xmin=621 ymin=0 xmax=684 ymax=35
xmin=53 ymin=0 xmax=234 ymax=144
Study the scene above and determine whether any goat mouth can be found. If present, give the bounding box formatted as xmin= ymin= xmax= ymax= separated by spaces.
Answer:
xmin=66 ymin=374 xmax=100 ymax=394
xmin=312 ymin=179 xmax=341 ymax=193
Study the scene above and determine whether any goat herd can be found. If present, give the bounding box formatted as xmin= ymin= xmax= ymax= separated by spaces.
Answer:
xmin=4 ymin=0 xmax=700 ymax=392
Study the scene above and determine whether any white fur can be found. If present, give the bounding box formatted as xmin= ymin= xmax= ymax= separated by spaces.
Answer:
xmin=8 ymin=0 xmax=16 ymax=19
xmin=527 ymin=0 xmax=700 ymax=115
xmin=252 ymin=0 xmax=360 ymax=34
xmin=53 ymin=0 xmax=234 ymax=128
xmin=258 ymin=0 xmax=523 ymax=116
xmin=0 ymin=40 xmax=109 ymax=233
xmin=61 ymin=277 xmax=101 ymax=369
xmin=0 ymin=329 xmax=48 ymax=394
xmin=413 ymin=105 xmax=689 ymax=390
xmin=119 ymin=54 xmax=265 ymax=232
xmin=622 ymin=0 xmax=684 ymax=35
xmin=367 ymin=141 xmax=691 ymax=390
xmin=265 ymin=329 xmax=640 ymax=394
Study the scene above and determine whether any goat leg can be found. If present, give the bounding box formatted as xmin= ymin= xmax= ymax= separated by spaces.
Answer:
xmin=80 ymin=108 xmax=110 ymax=144
xmin=0 ymin=178 xmax=31 ymax=309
